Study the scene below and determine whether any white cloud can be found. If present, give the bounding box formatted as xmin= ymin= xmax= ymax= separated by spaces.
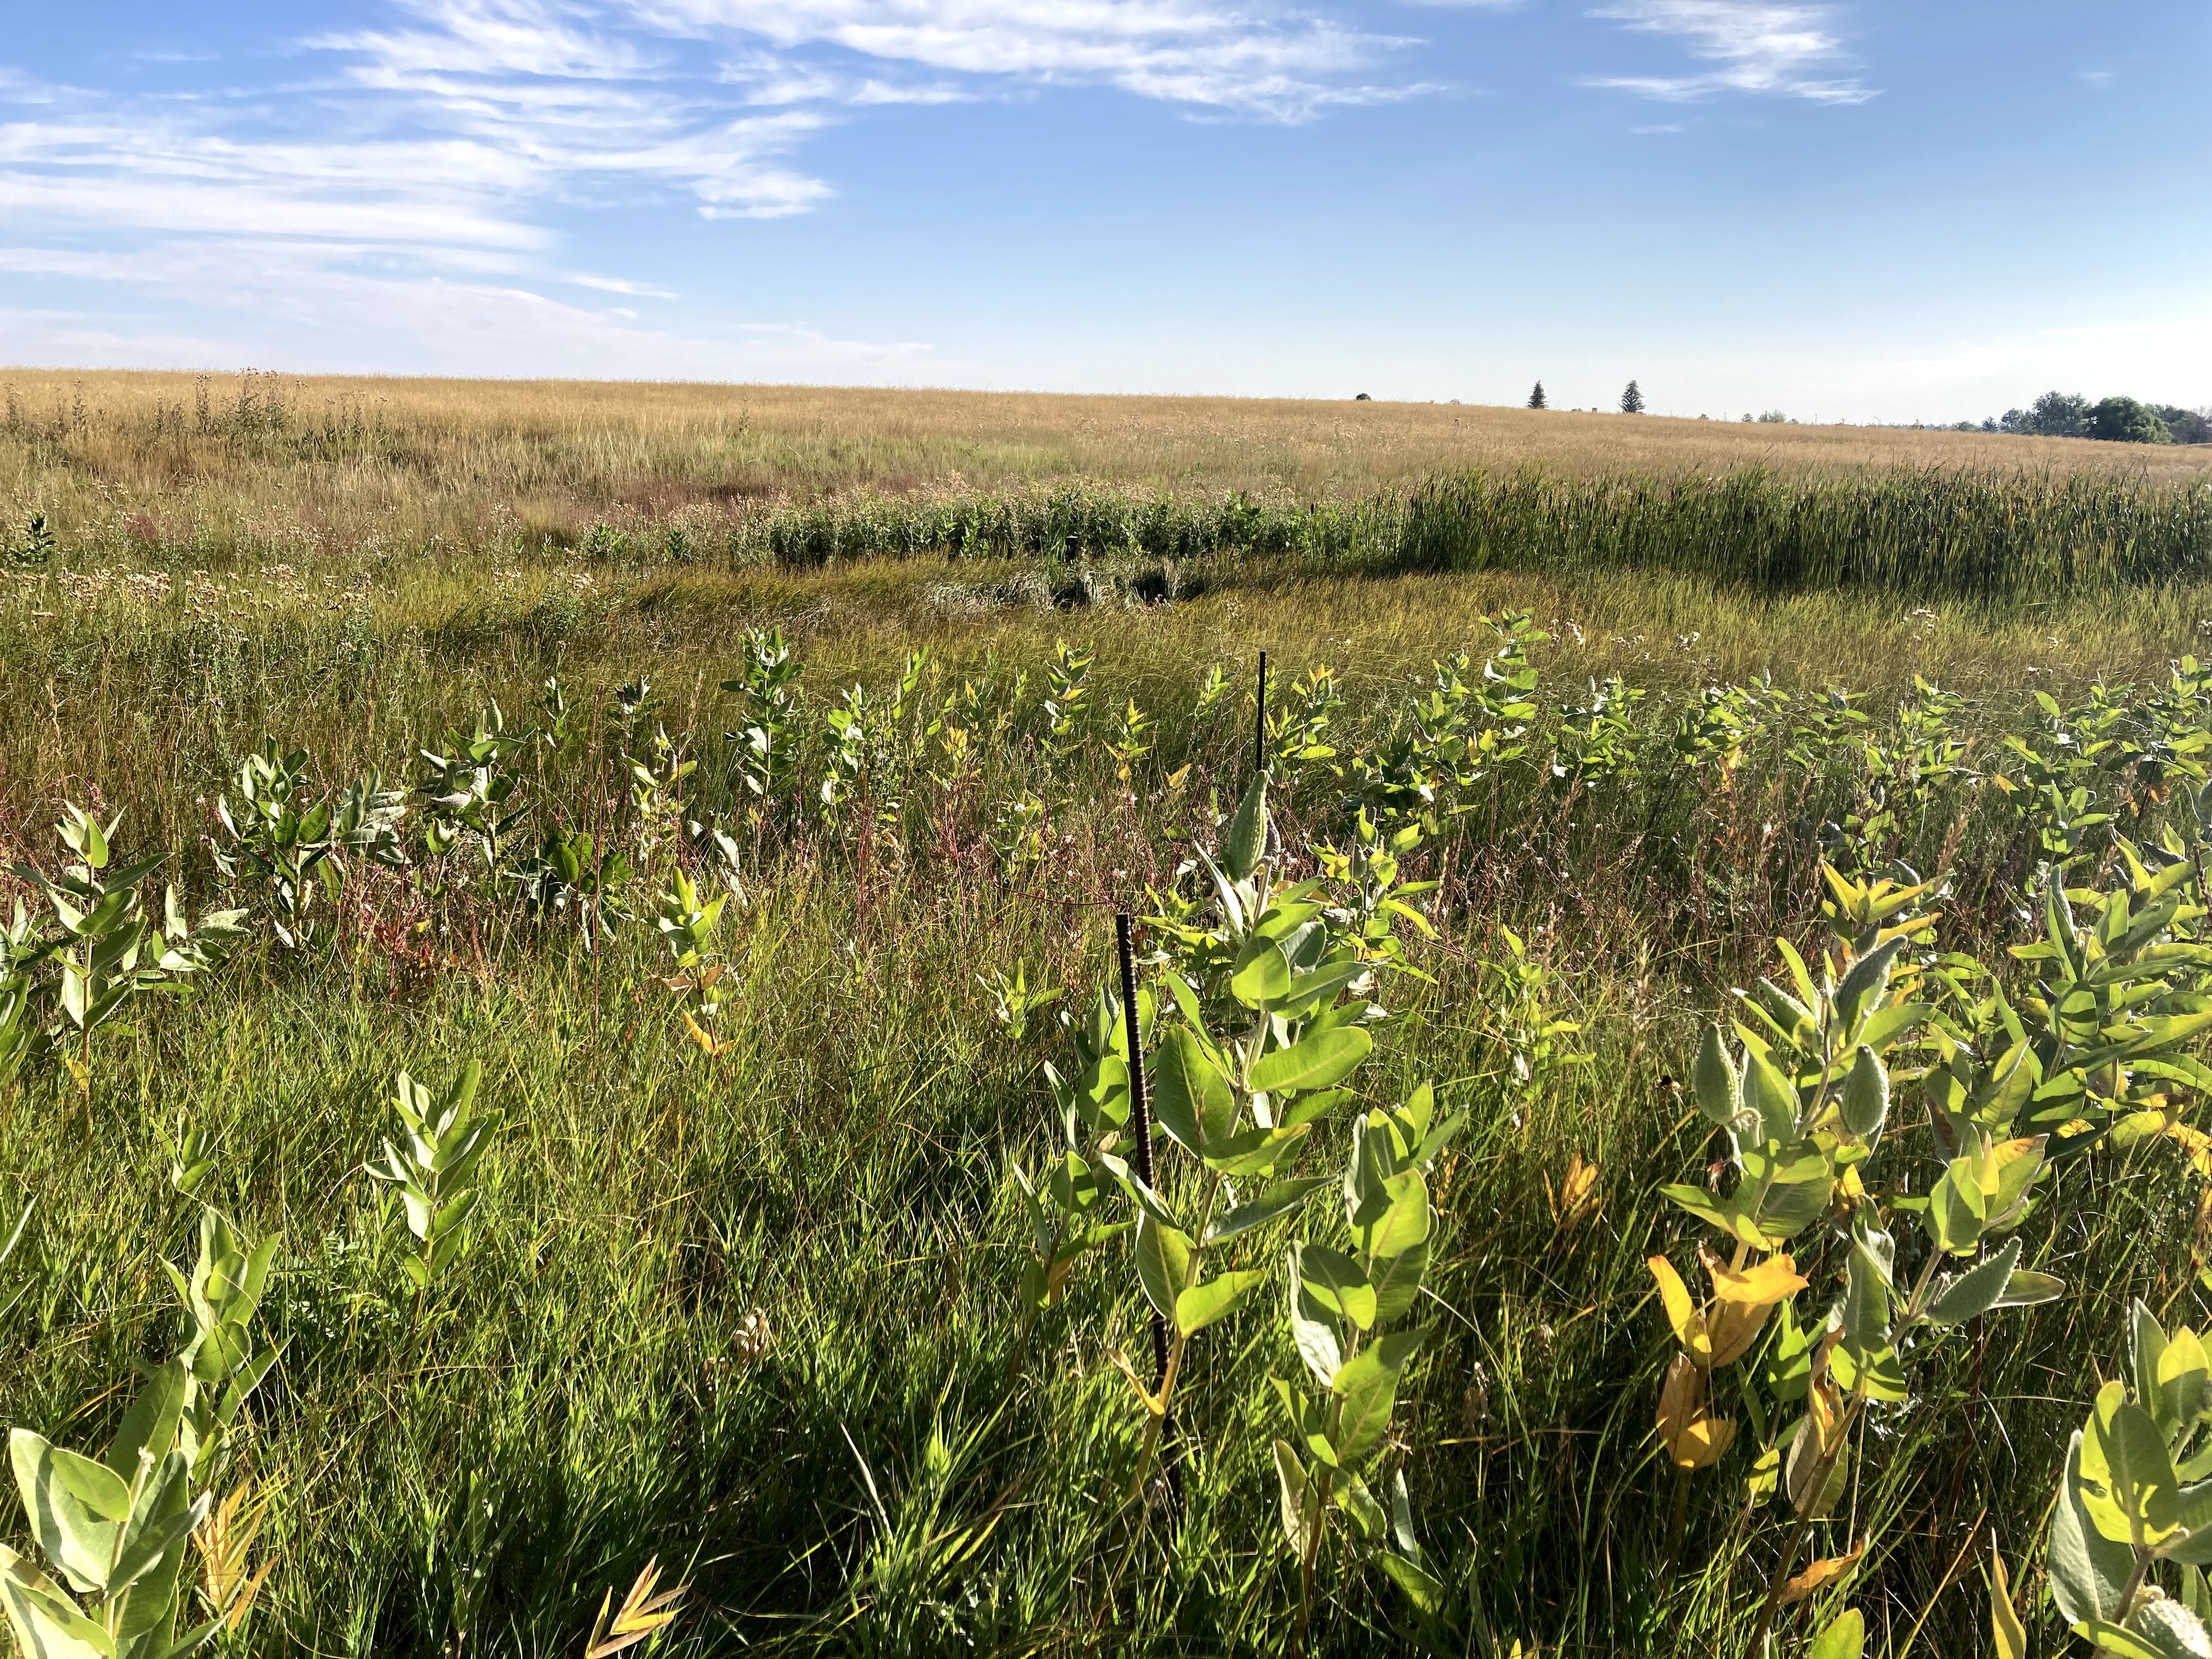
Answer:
xmin=1588 ymin=1 xmax=1874 ymax=103
xmin=0 ymin=239 xmax=938 ymax=380
xmin=569 ymin=272 xmax=680 ymax=296
xmin=0 ymin=0 xmax=1439 ymax=376
xmin=640 ymin=0 xmax=1420 ymax=121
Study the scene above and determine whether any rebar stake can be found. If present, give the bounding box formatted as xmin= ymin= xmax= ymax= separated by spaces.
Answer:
xmin=1255 ymin=649 xmax=1269 ymax=783
xmin=1116 ymin=911 xmax=1184 ymax=1519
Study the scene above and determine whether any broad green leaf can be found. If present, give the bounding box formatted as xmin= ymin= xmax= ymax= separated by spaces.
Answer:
xmin=1299 ymin=1245 xmax=1377 ymax=1331
xmin=1842 ymin=1235 xmax=1893 ymax=1348
xmin=1857 ymin=1000 xmax=1932 ymax=1056
xmin=1786 ymin=1415 xmax=1850 ymax=1519
xmin=1809 ymin=1608 xmax=1865 ymax=1659
xmin=1658 ymin=1182 xmax=1768 ymax=1251
xmin=2080 ymin=1381 xmax=2185 ymax=1550
xmin=1926 ymin=1163 xmax=1985 ymax=1256
xmin=1378 ymin=1551 xmax=1447 ymax=1618
xmin=1228 ymin=940 xmax=1292 ymax=1011
xmin=1207 ymin=1178 xmax=1329 ymax=1245
xmin=1199 ymin=1123 xmax=1312 ymax=1178
xmin=1370 ymin=1236 xmax=1431 ymax=1326
xmin=1353 ymin=1169 xmax=1430 ymax=1262
xmin=1249 ymin=1027 xmax=1372 ymax=1097
xmin=1334 ymin=1474 xmax=1386 ymax=1541
xmin=1133 ymin=1216 xmax=1192 ymax=1324
xmin=1272 ymin=1375 xmax=1339 ymax=1469
xmin=1752 ymin=1166 xmax=1836 ymax=1243
xmin=8 ymin=1433 xmax=115 ymax=1597
xmin=1741 ymin=1046 xmax=1798 ymax=1146
xmin=2136 ymin=1301 xmax=2175 ymax=1425
xmin=1286 ymin=1247 xmax=1344 ymax=1386
xmin=1995 ymin=1269 xmax=2065 ymax=1309
xmin=1150 ymin=1026 xmax=1233 ymax=1153
xmin=1175 ymin=1268 xmax=1263 ymax=1336
xmin=0 ymin=1544 xmax=114 ymax=1659
xmin=2158 ymin=1325 xmax=2212 ymax=1441
xmin=2070 ymin=1619 xmax=2178 ymax=1659
xmin=41 ymin=1449 xmax=130 ymax=1525
xmin=1827 ymin=1339 xmax=1908 ymax=1404
xmin=1332 ymin=1328 xmax=1429 ymax=1463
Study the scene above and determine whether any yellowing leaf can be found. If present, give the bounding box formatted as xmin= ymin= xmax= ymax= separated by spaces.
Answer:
xmin=1990 ymin=1534 xmax=2027 ymax=1659
xmin=2169 ymin=1120 xmax=2212 ymax=1180
xmin=1708 ymin=1298 xmax=1777 ymax=1370
xmin=1657 ymin=1353 xmax=1734 ymax=1468
xmin=1781 ymin=1536 xmax=1865 ymax=1604
xmin=1647 ymin=1255 xmax=1711 ymax=1364
xmin=1549 ymin=1153 xmax=1602 ymax=1231
xmin=1705 ymin=1249 xmax=1808 ymax=1308
xmin=1673 ymin=1415 xmax=1736 ymax=1470
xmin=682 ymin=1011 xmax=734 ymax=1057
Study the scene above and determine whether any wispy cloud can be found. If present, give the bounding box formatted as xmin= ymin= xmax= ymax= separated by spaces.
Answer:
xmin=1588 ymin=1 xmax=1874 ymax=104
xmin=0 ymin=0 xmax=1437 ymax=375
xmin=641 ymin=0 xmax=1420 ymax=121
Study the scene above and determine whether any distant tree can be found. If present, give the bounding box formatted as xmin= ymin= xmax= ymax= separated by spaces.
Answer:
xmin=2151 ymin=404 xmax=2212 ymax=445
xmin=2002 ymin=391 xmax=2090 ymax=437
xmin=1620 ymin=380 xmax=1645 ymax=414
xmin=1741 ymin=413 xmax=1754 ymax=423
xmin=1756 ymin=409 xmax=1790 ymax=424
xmin=1354 ymin=393 xmax=1372 ymax=402
xmin=2085 ymin=396 xmax=2172 ymax=444
xmin=1528 ymin=381 xmax=1547 ymax=410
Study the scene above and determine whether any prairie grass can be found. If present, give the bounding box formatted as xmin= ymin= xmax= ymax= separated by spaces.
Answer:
xmin=3 ymin=384 xmax=2212 ymax=1657
xmin=5 ymin=370 xmax=2211 ymax=600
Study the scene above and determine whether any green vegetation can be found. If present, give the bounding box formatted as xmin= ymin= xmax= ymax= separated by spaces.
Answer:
xmin=13 ymin=386 xmax=2212 ymax=1655
xmin=1989 ymin=392 xmax=2211 ymax=446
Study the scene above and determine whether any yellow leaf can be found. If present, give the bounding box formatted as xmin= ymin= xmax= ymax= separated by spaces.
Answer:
xmin=1781 ymin=1536 xmax=1865 ymax=1604
xmin=682 ymin=1012 xmax=733 ymax=1057
xmin=1708 ymin=1299 xmax=1776 ymax=1370
xmin=1647 ymin=1255 xmax=1711 ymax=1364
xmin=1551 ymin=1154 xmax=1601 ymax=1230
xmin=1674 ymin=1415 xmax=1736 ymax=1470
xmin=1704 ymin=1249 xmax=1808 ymax=1308
xmin=1657 ymin=1353 xmax=1734 ymax=1467
xmin=1990 ymin=1534 xmax=2027 ymax=1659
xmin=1107 ymin=1348 xmax=1165 ymax=1416
xmin=2168 ymin=1120 xmax=2212 ymax=1180
xmin=1837 ymin=1164 xmax=1866 ymax=1201
xmin=586 ymin=1555 xmax=690 ymax=1659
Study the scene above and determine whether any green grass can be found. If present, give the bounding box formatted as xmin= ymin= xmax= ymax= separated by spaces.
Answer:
xmin=3 ymin=532 xmax=2210 ymax=1657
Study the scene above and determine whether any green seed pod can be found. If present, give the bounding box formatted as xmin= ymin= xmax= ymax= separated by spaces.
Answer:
xmin=1841 ymin=1045 xmax=1889 ymax=1140
xmin=1692 ymin=1024 xmax=1739 ymax=1128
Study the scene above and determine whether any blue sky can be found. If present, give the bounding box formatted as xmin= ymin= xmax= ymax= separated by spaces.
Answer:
xmin=1 ymin=1 xmax=2207 ymax=420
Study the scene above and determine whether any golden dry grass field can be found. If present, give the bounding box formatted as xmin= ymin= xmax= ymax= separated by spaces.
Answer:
xmin=5 ymin=369 xmax=2209 ymax=559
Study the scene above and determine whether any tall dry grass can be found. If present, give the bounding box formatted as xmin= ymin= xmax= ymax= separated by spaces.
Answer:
xmin=5 ymin=369 xmax=2209 ymax=556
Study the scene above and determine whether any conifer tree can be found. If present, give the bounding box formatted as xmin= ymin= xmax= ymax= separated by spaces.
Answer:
xmin=1620 ymin=379 xmax=1645 ymax=414
xmin=1528 ymin=381 xmax=1547 ymax=410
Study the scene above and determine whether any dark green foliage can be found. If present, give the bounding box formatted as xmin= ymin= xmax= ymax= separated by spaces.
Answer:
xmin=2087 ymin=395 xmax=2174 ymax=445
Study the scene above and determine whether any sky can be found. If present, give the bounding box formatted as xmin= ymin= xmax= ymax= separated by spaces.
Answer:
xmin=1 ymin=1 xmax=2207 ymax=421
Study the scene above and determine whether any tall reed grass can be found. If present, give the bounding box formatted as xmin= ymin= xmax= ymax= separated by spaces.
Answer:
xmin=1394 ymin=467 xmax=2212 ymax=597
